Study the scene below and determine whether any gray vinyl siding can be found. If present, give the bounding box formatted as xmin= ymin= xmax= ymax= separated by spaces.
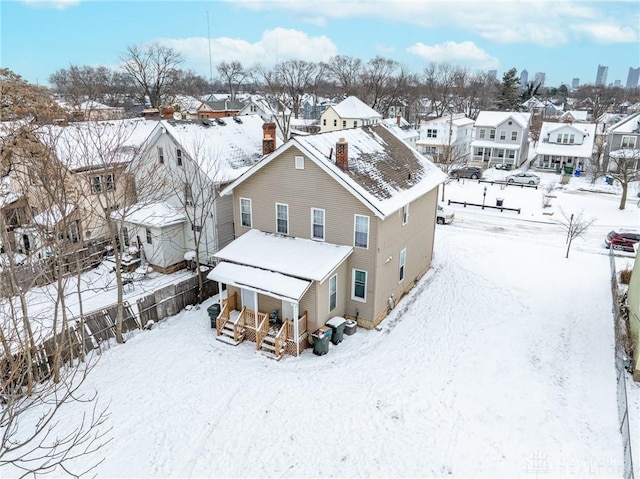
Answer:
xmin=215 ymin=194 xmax=235 ymax=251
xmin=232 ymin=146 xmax=378 ymax=323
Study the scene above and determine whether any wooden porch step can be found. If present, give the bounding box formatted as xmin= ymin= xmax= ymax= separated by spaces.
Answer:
xmin=216 ymin=334 xmax=242 ymax=346
xmin=259 ymin=334 xmax=284 ymax=360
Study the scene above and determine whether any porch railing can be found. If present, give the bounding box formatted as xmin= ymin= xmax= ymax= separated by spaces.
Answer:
xmin=216 ymin=301 xmax=230 ymax=336
xmin=287 ymin=311 xmax=308 ymax=340
xmin=234 ymin=307 xmax=247 ymax=343
xmin=255 ymin=313 xmax=269 ymax=350
xmin=274 ymin=321 xmax=289 ymax=359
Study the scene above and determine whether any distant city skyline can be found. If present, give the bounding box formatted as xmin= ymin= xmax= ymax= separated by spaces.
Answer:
xmin=2 ymin=0 xmax=638 ymax=89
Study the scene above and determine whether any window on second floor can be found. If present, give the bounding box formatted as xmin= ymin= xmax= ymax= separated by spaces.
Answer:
xmin=176 ymin=148 xmax=183 ymax=166
xmin=354 ymin=214 xmax=369 ymax=248
xmin=343 ymin=120 xmax=347 ymax=128
xmin=91 ymin=173 xmax=115 ymax=194
xmin=157 ymin=146 xmax=164 ymax=164
xmin=426 ymin=129 xmax=437 ymax=138
xmin=311 ymin=208 xmax=325 ymax=241
xmin=276 ymin=203 xmax=289 ymax=235
xmin=333 ymin=119 xmax=337 ymax=127
xmin=240 ymin=198 xmax=252 ymax=228
xmin=511 ymin=131 xmax=518 ymax=141
xmin=185 ymin=184 xmax=193 ymax=206
xmin=479 ymin=129 xmax=486 ymax=139
xmin=489 ymin=129 xmax=496 ymax=140
xmin=146 ymin=228 xmax=153 ymax=244
xmin=621 ymin=136 xmax=637 ymax=149
xmin=323 ymin=119 xmax=327 ymax=126
xmin=499 ymin=130 xmax=506 ymax=140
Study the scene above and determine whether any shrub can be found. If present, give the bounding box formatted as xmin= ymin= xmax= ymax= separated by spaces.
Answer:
xmin=620 ymin=267 xmax=633 ymax=285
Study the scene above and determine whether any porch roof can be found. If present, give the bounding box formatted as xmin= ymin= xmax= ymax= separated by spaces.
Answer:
xmin=213 ymin=229 xmax=353 ymax=282
xmin=207 ymin=262 xmax=311 ymax=302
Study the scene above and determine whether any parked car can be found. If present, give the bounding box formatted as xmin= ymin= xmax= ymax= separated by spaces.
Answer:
xmin=494 ymin=163 xmax=513 ymax=171
xmin=604 ymin=229 xmax=640 ymax=252
xmin=450 ymin=166 xmax=483 ymax=179
xmin=436 ymin=204 xmax=455 ymax=225
xmin=506 ymin=172 xmax=540 ymax=185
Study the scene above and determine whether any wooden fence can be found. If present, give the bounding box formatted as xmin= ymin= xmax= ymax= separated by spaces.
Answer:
xmin=1 ymin=275 xmax=217 ymax=389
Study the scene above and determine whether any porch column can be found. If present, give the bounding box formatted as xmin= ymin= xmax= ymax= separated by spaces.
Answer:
xmin=293 ymin=302 xmax=299 ymax=356
xmin=217 ymin=281 xmax=222 ymax=306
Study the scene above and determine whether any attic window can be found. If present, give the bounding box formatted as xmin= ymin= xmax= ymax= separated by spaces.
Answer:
xmin=295 ymin=156 xmax=304 ymax=169
xmin=508 ymin=121 xmax=513 ymax=125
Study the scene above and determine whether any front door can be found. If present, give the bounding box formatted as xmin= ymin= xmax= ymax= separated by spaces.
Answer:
xmin=241 ymin=288 xmax=257 ymax=313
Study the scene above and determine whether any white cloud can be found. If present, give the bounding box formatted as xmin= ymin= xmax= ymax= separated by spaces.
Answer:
xmin=570 ymin=23 xmax=638 ymax=44
xmin=20 ymin=0 xmax=80 ymax=9
xmin=407 ymin=41 xmax=499 ymax=70
xmin=156 ymin=28 xmax=338 ymax=74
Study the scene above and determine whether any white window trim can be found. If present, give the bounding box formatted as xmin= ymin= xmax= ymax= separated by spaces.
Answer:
xmin=295 ymin=156 xmax=304 ymax=169
xmin=276 ymin=203 xmax=289 ymax=235
xmin=240 ymin=197 xmax=252 ymax=228
xmin=311 ymin=207 xmax=325 ymax=241
xmin=351 ymin=269 xmax=367 ymax=302
xmin=354 ymin=214 xmax=370 ymax=249
xmin=157 ymin=146 xmax=164 ymax=164
xmin=329 ymin=274 xmax=337 ymax=312
xmin=499 ymin=130 xmax=506 ymax=140
xmin=622 ymin=136 xmax=637 ymax=149
xmin=399 ymin=248 xmax=406 ymax=282
xmin=511 ymin=131 xmax=518 ymax=141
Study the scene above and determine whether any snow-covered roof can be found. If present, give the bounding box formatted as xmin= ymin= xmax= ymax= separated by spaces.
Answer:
xmin=475 ymin=111 xmax=531 ymax=129
xmin=381 ymin=118 xmax=419 ymax=141
xmin=0 ymin=192 xmax=22 ymax=208
xmin=559 ymin=110 xmax=589 ymax=122
xmin=33 ymin=204 xmax=75 ymax=228
xmin=162 ymin=115 xmax=265 ymax=184
xmin=36 ymin=118 xmax=158 ymax=171
xmin=224 ymin=124 xmax=447 ymax=219
xmin=606 ymin=112 xmax=640 ymax=134
xmin=536 ymin=122 xmax=596 ymax=158
xmin=331 ymin=96 xmax=382 ymax=120
xmin=116 ymin=201 xmax=187 ymax=228
xmin=207 ymin=262 xmax=311 ymax=302
xmin=521 ymin=96 xmax=544 ymax=108
xmin=213 ymin=229 xmax=353 ymax=283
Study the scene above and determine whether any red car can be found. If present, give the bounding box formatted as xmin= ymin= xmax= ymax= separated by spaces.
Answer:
xmin=605 ymin=230 xmax=640 ymax=252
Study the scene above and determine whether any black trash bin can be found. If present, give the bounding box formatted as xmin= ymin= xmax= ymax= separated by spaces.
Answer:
xmin=312 ymin=326 xmax=332 ymax=355
xmin=207 ymin=303 xmax=221 ymax=328
xmin=326 ymin=317 xmax=347 ymax=345
xmin=496 ymin=198 xmax=504 ymax=207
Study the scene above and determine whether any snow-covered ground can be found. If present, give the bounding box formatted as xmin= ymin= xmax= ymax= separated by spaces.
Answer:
xmin=7 ymin=169 xmax=640 ymax=478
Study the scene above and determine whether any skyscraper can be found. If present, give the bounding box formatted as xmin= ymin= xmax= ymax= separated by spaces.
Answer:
xmin=571 ymin=78 xmax=580 ymax=89
xmin=534 ymin=72 xmax=546 ymax=88
xmin=626 ymin=67 xmax=640 ymax=89
xmin=520 ymin=69 xmax=529 ymax=88
xmin=596 ymin=65 xmax=608 ymax=86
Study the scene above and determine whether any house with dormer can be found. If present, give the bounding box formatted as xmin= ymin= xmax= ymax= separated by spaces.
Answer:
xmin=534 ymin=122 xmax=596 ymax=171
xmin=471 ymin=111 xmax=531 ymax=168
xmin=206 ymin=124 xmax=447 ymax=358
xmin=197 ymin=99 xmax=245 ymax=119
xmin=604 ymin=111 xmax=640 ymax=173
xmin=319 ymin=96 xmax=382 ymax=133
xmin=120 ymin=115 xmax=267 ymax=272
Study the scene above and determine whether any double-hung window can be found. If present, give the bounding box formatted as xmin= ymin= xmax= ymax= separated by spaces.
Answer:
xmin=354 ymin=215 xmax=369 ymax=248
xmin=399 ymin=248 xmax=406 ymax=281
xmin=176 ymin=148 xmax=183 ymax=166
xmin=157 ymin=146 xmax=164 ymax=164
xmin=146 ymin=228 xmax=153 ymax=244
xmin=329 ymin=275 xmax=337 ymax=311
xmin=276 ymin=203 xmax=289 ymax=235
xmin=499 ymin=130 xmax=506 ymax=140
xmin=402 ymin=204 xmax=409 ymax=225
xmin=240 ymin=198 xmax=252 ymax=228
xmin=511 ymin=131 xmax=518 ymax=141
xmin=311 ymin=208 xmax=325 ymax=241
xmin=622 ymin=136 xmax=637 ymax=149
xmin=352 ymin=269 xmax=367 ymax=301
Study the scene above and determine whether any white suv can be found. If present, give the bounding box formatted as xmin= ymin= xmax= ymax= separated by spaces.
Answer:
xmin=436 ymin=204 xmax=455 ymax=224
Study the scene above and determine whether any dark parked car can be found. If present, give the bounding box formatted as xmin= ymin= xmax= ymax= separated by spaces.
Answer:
xmin=450 ymin=166 xmax=483 ymax=179
xmin=604 ymin=229 xmax=640 ymax=252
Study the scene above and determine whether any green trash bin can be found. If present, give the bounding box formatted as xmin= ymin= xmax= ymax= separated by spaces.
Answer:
xmin=207 ymin=303 xmax=221 ymax=328
xmin=326 ymin=317 xmax=347 ymax=345
xmin=563 ymin=166 xmax=574 ymax=175
xmin=312 ymin=326 xmax=331 ymax=355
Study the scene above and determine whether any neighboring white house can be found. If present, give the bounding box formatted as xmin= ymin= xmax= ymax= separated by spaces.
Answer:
xmin=415 ymin=113 xmax=474 ymax=163
xmin=558 ymin=110 xmax=589 ymax=123
xmin=121 ymin=115 xmax=267 ymax=271
xmin=319 ymin=96 xmax=382 ymax=132
xmin=471 ymin=111 xmax=532 ymax=168
xmin=381 ymin=116 xmax=419 ymax=148
xmin=534 ymin=122 xmax=596 ymax=171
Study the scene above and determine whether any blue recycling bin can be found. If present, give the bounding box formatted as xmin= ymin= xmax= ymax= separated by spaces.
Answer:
xmin=574 ymin=169 xmax=581 ymax=177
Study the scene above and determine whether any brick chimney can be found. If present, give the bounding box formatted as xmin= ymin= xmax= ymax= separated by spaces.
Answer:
xmin=336 ymin=138 xmax=348 ymax=171
xmin=396 ymin=115 xmax=401 ymax=126
xmin=262 ymin=122 xmax=276 ymax=155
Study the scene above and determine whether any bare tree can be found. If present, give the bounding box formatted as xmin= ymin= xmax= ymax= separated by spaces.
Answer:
xmin=121 ymin=42 xmax=184 ymax=108
xmin=323 ymin=55 xmax=364 ymax=97
xmin=558 ymin=209 xmax=594 ymax=258
xmin=216 ymin=61 xmax=247 ymax=100
xmin=605 ymin=149 xmax=640 ymax=210
xmin=0 ymin=69 xmax=65 ymax=124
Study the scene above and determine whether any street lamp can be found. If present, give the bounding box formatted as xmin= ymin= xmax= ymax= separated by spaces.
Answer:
xmin=482 ymin=186 xmax=487 ymax=209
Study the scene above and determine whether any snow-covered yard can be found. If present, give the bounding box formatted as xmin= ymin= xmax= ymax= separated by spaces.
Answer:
xmin=6 ymin=169 xmax=640 ymax=478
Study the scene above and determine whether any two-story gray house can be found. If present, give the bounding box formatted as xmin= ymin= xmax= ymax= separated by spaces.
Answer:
xmin=471 ymin=111 xmax=531 ymax=168
xmin=604 ymin=111 xmax=640 ymax=172
xmin=207 ymin=124 xmax=447 ymax=358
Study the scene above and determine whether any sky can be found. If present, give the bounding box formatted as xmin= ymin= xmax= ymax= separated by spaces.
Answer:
xmin=1 ymin=0 xmax=639 ymax=90
xmin=3 ymin=168 xmax=639 ymax=477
